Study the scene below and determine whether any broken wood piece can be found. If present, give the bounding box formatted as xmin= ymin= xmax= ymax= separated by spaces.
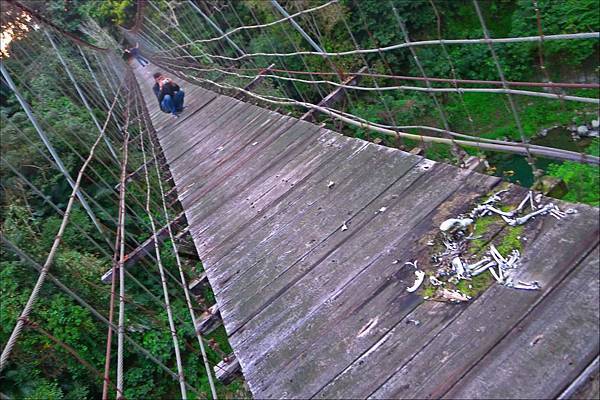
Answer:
xmin=188 ymin=272 xmax=208 ymax=295
xmin=234 ymin=63 xmax=276 ymax=100
xmin=196 ymin=304 xmax=222 ymax=335
xmin=301 ymin=66 xmax=368 ymax=122
xmin=100 ymin=212 xmax=186 ymax=283
xmin=214 ymin=353 xmax=241 ymax=385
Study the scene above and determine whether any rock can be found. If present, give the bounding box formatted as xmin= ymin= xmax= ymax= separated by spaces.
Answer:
xmin=592 ymin=119 xmax=599 ymax=129
xmin=577 ymin=125 xmax=589 ymax=135
xmin=533 ymin=175 xmax=568 ymax=199
xmin=589 ymin=130 xmax=599 ymax=138
xmin=539 ymin=129 xmax=548 ymax=137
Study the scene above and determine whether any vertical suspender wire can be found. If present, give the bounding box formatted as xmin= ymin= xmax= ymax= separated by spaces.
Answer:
xmin=390 ymin=2 xmax=466 ymax=161
xmin=0 ymin=80 xmax=123 ymax=373
xmin=0 ymin=62 xmax=107 ymax=240
xmin=271 ymin=0 xmax=354 ymax=109
xmin=115 ymin=73 xmax=131 ymax=400
xmin=3 ymin=124 xmax=199 ymax=335
xmin=1 ymin=157 xmax=115 ymax=258
xmin=9 ymin=37 xmax=167 ymax=226
xmin=149 ymin=0 xmax=211 ymax=65
xmin=21 ymin=319 xmax=120 ymax=396
xmin=177 ymin=1 xmax=231 ymax=69
xmin=1 ymin=116 xmax=122 ymax=244
xmin=532 ymin=0 xmax=552 ymax=86
xmin=102 ymin=221 xmax=122 ymax=399
xmin=143 ymin=14 xmax=202 ymax=66
xmin=303 ymin=7 xmax=359 ymax=108
xmin=472 ymin=0 xmax=537 ymax=174
xmin=50 ymin=35 xmax=123 ymax=124
xmin=339 ymin=13 xmax=402 ymax=144
xmin=4 ymin=60 xmax=158 ymax=231
xmin=45 ymin=30 xmax=120 ymax=162
xmin=95 ymin=52 xmax=119 ymax=96
xmin=135 ymin=82 xmax=188 ymax=400
xmin=245 ymin=5 xmax=310 ymax=105
xmin=78 ymin=45 xmax=126 ymax=131
xmin=428 ymin=0 xmax=476 ymax=132
xmin=186 ymin=0 xmax=246 ymax=58
xmin=209 ymin=3 xmax=262 ymax=73
xmin=132 ymin=76 xmax=219 ymax=400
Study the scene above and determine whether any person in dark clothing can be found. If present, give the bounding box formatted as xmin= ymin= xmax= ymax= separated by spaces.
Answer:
xmin=124 ymin=42 xmax=149 ymax=67
xmin=153 ymin=72 xmax=185 ymax=118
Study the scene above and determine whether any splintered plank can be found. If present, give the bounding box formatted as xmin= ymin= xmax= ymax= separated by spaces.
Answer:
xmin=241 ymin=168 xmax=498 ymax=398
xmin=444 ymin=246 xmax=599 ymax=399
xmin=368 ymin=202 xmax=599 ymax=399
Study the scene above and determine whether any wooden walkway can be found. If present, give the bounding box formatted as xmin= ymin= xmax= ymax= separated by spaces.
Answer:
xmin=132 ymin=64 xmax=599 ymax=399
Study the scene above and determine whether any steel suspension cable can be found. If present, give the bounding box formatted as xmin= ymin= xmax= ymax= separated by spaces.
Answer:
xmin=131 ymin=75 xmax=219 ymax=399
xmin=472 ymin=0 xmax=537 ymax=171
xmin=135 ymin=78 xmax=188 ymax=400
xmin=115 ymin=74 xmax=132 ymax=398
xmin=0 ymin=80 xmax=124 ymax=372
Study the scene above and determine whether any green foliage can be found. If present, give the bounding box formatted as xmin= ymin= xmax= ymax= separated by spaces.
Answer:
xmin=548 ymin=139 xmax=600 ymax=206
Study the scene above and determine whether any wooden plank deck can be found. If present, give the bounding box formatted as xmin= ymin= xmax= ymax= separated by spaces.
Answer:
xmin=131 ymin=64 xmax=599 ymax=399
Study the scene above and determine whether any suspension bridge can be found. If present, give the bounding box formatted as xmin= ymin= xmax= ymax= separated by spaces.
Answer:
xmin=1 ymin=0 xmax=599 ymax=399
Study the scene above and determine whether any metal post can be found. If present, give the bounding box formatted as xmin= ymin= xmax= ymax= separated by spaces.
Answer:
xmin=0 ymin=61 xmax=106 ymax=237
xmin=186 ymin=0 xmax=246 ymax=57
xmin=45 ymin=30 xmax=119 ymax=161
xmin=270 ymin=0 xmax=325 ymax=53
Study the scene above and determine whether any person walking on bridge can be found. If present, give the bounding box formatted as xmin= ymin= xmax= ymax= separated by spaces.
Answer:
xmin=124 ymin=42 xmax=149 ymax=67
xmin=153 ymin=72 xmax=185 ymax=118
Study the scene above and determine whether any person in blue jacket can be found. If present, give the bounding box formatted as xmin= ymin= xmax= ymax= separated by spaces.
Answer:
xmin=153 ymin=72 xmax=185 ymax=118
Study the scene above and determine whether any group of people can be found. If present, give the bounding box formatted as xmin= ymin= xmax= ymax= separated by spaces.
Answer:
xmin=124 ymin=42 xmax=185 ymax=118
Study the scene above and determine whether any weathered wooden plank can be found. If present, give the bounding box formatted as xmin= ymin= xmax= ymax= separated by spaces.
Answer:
xmin=214 ymin=354 xmax=241 ymax=384
xmin=160 ymin=97 xmax=250 ymax=163
xmin=444 ymin=246 xmax=599 ymax=400
xmin=169 ymin=105 xmax=285 ymax=190
xmin=188 ymin=272 xmax=208 ymax=295
xmin=369 ymin=203 xmax=599 ymax=399
xmin=185 ymin=130 xmax=345 ymax=255
xmin=196 ymin=138 xmax=381 ymax=291
xmin=180 ymin=120 xmax=321 ymax=236
xmin=243 ymin=171 xmax=500 ymax=398
xmin=145 ymin=86 xmax=215 ymax=132
xmin=172 ymin=117 xmax=301 ymax=228
xmin=238 ymin=166 xmax=494 ymax=398
xmin=199 ymin=133 xmax=364 ymax=270
xmin=214 ymin=144 xmax=422 ymax=323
